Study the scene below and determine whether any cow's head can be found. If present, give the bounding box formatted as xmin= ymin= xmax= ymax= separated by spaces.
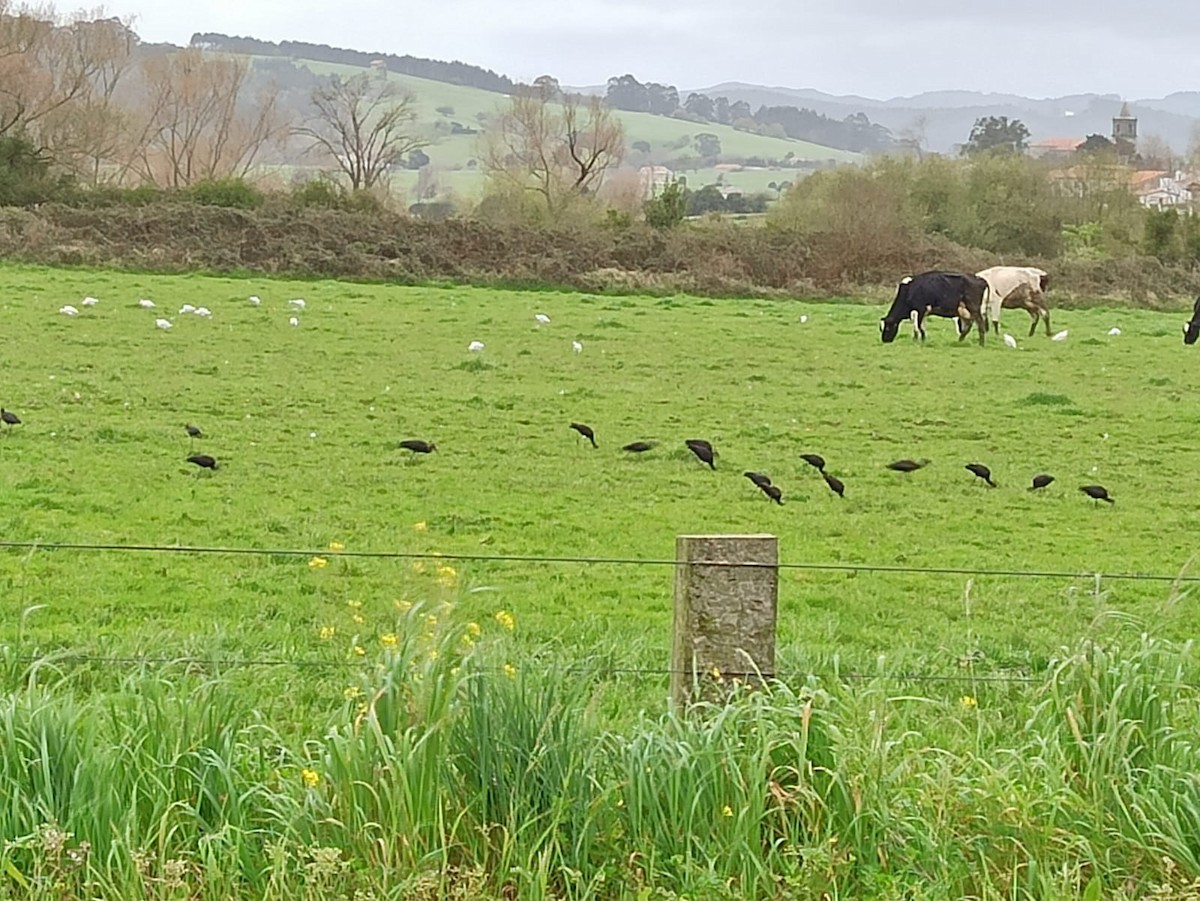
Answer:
xmin=1038 ymin=273 xmax=1050 ymax=292
xmin=1184 ymin=320 xmax=1200 ymax=345
xmin=880 ymin=318 xmax=900 ymax=343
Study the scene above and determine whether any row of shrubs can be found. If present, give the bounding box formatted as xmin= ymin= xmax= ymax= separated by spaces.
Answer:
xmin=1 ymin=200 xmax=1198 ymax=304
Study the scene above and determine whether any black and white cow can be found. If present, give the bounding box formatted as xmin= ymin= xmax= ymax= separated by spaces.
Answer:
xmin=1184 ymin=297 xmax=1200 ymax=345
xmin=880 ymin=270 xmax=989 ymax=346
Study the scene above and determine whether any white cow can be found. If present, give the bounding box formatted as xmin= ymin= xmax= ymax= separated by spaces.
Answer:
xmin=973 ymin=266 xmax=1051 ymax=337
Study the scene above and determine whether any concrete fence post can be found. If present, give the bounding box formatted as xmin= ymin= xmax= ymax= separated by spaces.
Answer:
xmin=670 ymin=533 xmax=778 ymax=709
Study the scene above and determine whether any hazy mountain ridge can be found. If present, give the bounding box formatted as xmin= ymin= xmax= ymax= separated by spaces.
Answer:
xmin=683 ymin=84 xmax=1200 ymax=153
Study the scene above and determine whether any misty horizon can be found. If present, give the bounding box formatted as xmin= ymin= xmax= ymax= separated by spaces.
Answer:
xmin=103 ymin=0 xmax=1200 ymax=102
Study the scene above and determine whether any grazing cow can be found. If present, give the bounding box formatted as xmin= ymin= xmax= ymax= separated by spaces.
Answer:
xmin=974 ymin=266 xmax=1050 ymax=336
xmin=880 ymin=271 xmax=989 ymax=346
xmin=1184 ymin=297 xmax=1200 ymax=345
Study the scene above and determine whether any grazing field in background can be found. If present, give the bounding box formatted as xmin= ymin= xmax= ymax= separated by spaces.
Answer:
xmin=1 ymin=261 xmax=1199 ymax=686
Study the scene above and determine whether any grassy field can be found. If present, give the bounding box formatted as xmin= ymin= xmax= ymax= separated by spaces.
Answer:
xmin=4 ymin=262 xmax=1200 ymax=898
xmin=2 ymin=264 xmax=1199 ymax=675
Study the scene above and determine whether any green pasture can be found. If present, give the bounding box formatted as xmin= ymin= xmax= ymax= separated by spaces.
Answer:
xmin=280 ymin=58 xmax=859 ymax=181
xmin=5 ymin=263 xmax=1200 ymax=898
xmin=1 ymin=263 xmax=1198 ymax=683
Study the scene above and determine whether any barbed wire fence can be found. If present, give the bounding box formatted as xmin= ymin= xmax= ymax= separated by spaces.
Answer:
xmin=1 ymin=537 xmax=1196 ymax=692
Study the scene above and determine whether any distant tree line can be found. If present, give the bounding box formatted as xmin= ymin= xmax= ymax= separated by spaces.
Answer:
xmin=189 ymin=33 xmax=516 ymax=94
xmin=604 ymin=74 xmax=894 ymax=154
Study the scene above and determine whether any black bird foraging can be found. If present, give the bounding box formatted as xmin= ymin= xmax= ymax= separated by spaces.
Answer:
xmin=887 ymin=458 xmax=929 ymax=473
xmin=758 ymin=483 xmax=784 ymax=505
xmin=743 ymin=471 xmax=773 ymax=489
xmin=823 ymin=472 xmax=845 ymax=497
xmin=1080 ymin=484 xmax=1115 ymax=504
xmin=622 ymin=441 xmax=656 ymax=453
xmin=186 ymin=453 xmax=218 ymax=470
xmin=1030 ymin=474 xmax=1055 ymax=491
xmin=964 ymin=463 xmax=997 ymax=488
xmin=399 ymin=439 xmax=437 ymax=454
xmin=569 ymin=422 xmax=597 ymax=447
xmin=1 ymin=408 xmax=20 ymax=429
xmin=685 ymin=439 xmax=716 ymax=470
xmin=185 ymin=423 xmax=202 ymax=438
xmin=800 ymin=453 xmax=826 ymax=472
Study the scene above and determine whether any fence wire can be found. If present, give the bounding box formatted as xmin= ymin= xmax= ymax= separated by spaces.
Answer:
xmin=1 ymin=539 xmax=1198 ymax=584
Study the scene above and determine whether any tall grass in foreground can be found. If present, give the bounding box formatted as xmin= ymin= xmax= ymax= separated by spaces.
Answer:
xmin=3 ymin=608 xmax=1200 ymax=899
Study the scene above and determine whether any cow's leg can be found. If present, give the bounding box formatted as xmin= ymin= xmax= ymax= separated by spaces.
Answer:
xmin=909 ymin=310 xmax=920 ymax=341
xmin=1027 ymin=307 xmax=1039 ymax=338
xmin=1042 ymin=306 xmax=1052 ymax=337
xmin=917 ymin=311 xmax=927 ymax=342
xmin=973 ymin=309 xmax=986 ymax=345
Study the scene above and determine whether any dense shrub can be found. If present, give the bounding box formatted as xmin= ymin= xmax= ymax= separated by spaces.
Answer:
xmin=187 ymin=178 xmax=265 ymax=209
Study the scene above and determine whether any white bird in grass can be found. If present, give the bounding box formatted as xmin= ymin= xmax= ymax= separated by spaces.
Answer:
xmin=155 ymin=318 xmax=172 ymax=330
xmin=81 ymin=296 xmax=98 ymax=307
xmin=572 ymin=340 xmax=583 ymax=353
xmin=1052 ymin=330 xmax=1069 ymax=342
xmin=289 ymin=316 xmax=300 ymax=327
xmin=1003 ymin=333 xmax=1018 ymax=349
xmin=289 ymin=298 xmax=306 ymax=310
xmin=194 ymin=307 xmax=212 ymax=318
xmin=535 ymin=313 xmax=551 ymax=325
xmin=138 ymin=298 xmax=156 ymax=309
xmin=179 ymin=304 xmax=196 ymax=314
xmin=468 ymin=340 xmax=485 ymax=352
xmin=59 ymin=305 xmax=79 ymax=316
xmin=1108 ymin=327 xmax=1121 ymax=336
xmin=249 ymin=295 xmax=261 ymax=305
xmin=799 ymin=314 xmax=809 ymax=324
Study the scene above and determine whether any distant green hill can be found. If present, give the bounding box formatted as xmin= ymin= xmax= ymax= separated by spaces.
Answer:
xmin=267 ymin=58 xmax=860 ymax=202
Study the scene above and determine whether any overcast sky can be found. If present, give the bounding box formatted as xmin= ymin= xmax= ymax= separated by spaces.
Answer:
xmin=103 ymin=0 xmax=1200 ymax=100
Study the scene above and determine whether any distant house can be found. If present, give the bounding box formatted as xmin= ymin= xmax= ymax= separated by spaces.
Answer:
xmin=1029 ymin=137 xmax=1085 ymax=160
xmin=1132 ymin=170 xmax=1193 ymax=208
xmin=637 ymin=166 xmax=675 ymax=200
xmin=1050 ymin=165 xmax=1194 ymax=208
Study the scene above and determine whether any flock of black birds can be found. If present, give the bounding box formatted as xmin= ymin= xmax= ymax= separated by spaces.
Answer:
xmin=564 ymin=421 xmax=1116 ymax=506
xmin=0 ymin=408 xmax=1117 ymax=505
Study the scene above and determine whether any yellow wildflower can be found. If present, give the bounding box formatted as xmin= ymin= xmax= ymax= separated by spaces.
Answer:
xmin=318 ymin=625 xmax=335 ymax=640
xmin=380 ymin=633 xmax=398 ymax=648
xmin=329 ymin=541 xmax=345 ymax=552
xmin=350 ymin=614 xmax=363 ymax=625
xmin=722 ymin=805 xmax=734 ymax=818
xmin=301 ymin=768 xmax=321 ymax=788
xmin=347 ymin=599 xmax=362 ymax=609
xmin=960 ymin=695 xmax=978 ymax=709
xmin=353 ymin=645 xmax=365 ymax=657
xmin=495 ymin=610 xmax=515 ymax=631
xmin=711 ymin=666 xmax=724 ymax=683
xmin=308 ymin=557 xmax=328 ymax=569
xmin=461 ymin=634 xmax=476 ymax=648
xmin=395 ymin=599 xmax=412 ymax=613
xmin=466 ymin=622 xmax=481 ymax=638
xmin=410 ymin=561 xmax=425 ymax=574
xmin=503 ymin=663 xmax=517 ymax=678
xmin=343 ymin=686 xmax=361 ymax=700
xmin=429 ymin=648 xmax=439 ymax=661
xmin=435 ymin=564 xmax=457 ymax=588
xmin=414 ymin=521 xmax=427 ymax=532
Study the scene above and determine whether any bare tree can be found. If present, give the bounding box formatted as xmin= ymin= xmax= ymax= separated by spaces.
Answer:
xmin=0 ymin=4 xmax=134 ymax=151
xmin=295 ymin=73 xmax=425 ymax=191
xmin=126 ymin=48 xmax=289 ymax=187
xmin=482 ymin=81 xmax=624 ymax=214
xmin=897 ymin=113 xmax=928 ymax=160
xmin=1138 ymin=133 xmax=1175 ymax=171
